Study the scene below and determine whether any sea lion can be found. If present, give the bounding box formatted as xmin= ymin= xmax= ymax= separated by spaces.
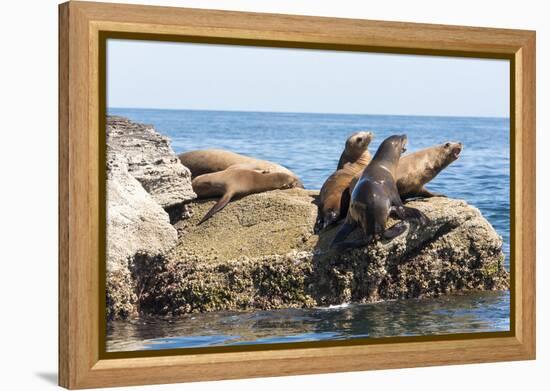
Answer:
xmin=331 ymin=135 xmax=427 ymax=249
xmin=395 ymin=141 xmax=463 ymax=199
xmin=316 ymin=132 xmax=374 ymax=231
xmin=348 ymin=141 xmax=463 ymax=200
xmin=192 ymin=168 xmax=303 ymax=224
xmin=179 ymin=149 xmax=296 ymax=178
xmin=336 ymin=131 xmax=374 ymax=169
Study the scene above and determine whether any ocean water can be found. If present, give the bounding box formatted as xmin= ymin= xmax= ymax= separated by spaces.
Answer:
xmin=107 ymin=108 xmax=511 ymax=351
xmin=107 ymin=291 xmax=509 ymax=352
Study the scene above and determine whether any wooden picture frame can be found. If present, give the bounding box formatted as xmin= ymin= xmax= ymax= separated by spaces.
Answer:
xmin=59 ymin=1 xmax=536 ymax=389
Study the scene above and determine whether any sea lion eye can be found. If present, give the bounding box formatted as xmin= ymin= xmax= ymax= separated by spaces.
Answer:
xmin=356 ymin=137 xmax=362 ymax=142
xmin=444 ymin=142 xmax=451 ymax=148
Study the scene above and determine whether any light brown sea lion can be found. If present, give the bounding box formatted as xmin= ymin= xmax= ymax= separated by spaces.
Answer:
xmin=348 ymin=141 xmax=463 ymax=200
xmin=316 ymin=132 xmax=374 ymax=231
xmin=331 ymin=135 xmax=427 ymax=249
xmin=336 ymin=131 xmax=374 ymax=169
xmin=178 ymin=149 xmax=296 ymax=178
xmin=395 ymin=141 xmax=463 ymax=199
xmin=192 ymin=168 xmax=303 ymax=224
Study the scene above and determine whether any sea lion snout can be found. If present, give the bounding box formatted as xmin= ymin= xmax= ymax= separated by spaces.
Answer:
xmin=400 ymin=134 xmax=408 ymax=154
xmin=452 ymin=144 xmax=462 ymax=159
xmin=356 ymin=131 xmax=374 ymax=144
xmin=349 ymin=131 xmax=374 ymax=149
xmin=289 ymin=180 xmax=304 ymax=189
xmin=443 ymin=141 xmax=463 ymax=160
xmin=280 ymin=176 xmax=304 ymax=189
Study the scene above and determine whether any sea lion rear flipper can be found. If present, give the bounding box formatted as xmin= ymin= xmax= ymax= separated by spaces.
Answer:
xmin=198 ymin=193 xmax=233 ymax=225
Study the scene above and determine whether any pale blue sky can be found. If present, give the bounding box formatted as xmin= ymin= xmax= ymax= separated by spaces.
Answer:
xmin=107 ymin=39 xmax=509 ymax=117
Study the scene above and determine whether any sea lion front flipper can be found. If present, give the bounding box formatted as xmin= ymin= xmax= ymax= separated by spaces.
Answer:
xmin=198 ymin=192 xmax=234 ymax=225
xmin=321 ymin=210 xmax=339 ymax=231
xmin=382 ymin=221 xmax=407 ymax=240
xmin=403 ymin=206 xmax=429 ymax=224
xmin=339 ymin=188 xmax=351 ymax=221
xmin=330 ymin=221 xmax=357 ymax=249
xmin=315 ymin=208 xmax=334 ymax=234
xmin=227 ymin=163 xmax=271 ymax=173
xmin=392 ymin=205 xmax=429 ymax=224
xmin=416 ymin=187 xmax=447 ymax=198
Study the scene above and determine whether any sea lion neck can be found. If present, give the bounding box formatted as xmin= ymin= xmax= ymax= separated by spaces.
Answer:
xmin=372 ymin=148 xmax=400 ymax=172
xmin=428 ymin=145 xmax=455 ymax=176
xmin=355 ymin=151 xmax=373 ymax=166
xmin=371 ymin=135 xmax=404 ymax=170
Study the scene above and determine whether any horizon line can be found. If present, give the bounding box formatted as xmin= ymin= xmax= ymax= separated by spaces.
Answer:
xmin=107 ymin=106 xmax=510 ymax=120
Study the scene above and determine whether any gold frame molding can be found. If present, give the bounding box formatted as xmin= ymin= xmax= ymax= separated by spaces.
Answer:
xmin=59 ymin=1 xmax=536 ymax=389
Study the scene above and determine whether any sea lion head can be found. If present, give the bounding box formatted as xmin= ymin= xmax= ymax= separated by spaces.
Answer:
xmin=375 ymin=134 xmax=408 ymax=164
xmin=345 ymin=131 xmax=374 ymax=156
xmin=191 ymin=174 xmax=226 ymax=197
xmin=273 ymin=173 xmax=304 ymax=190
xmin=441 ymin=141 xmax=463 ymax=165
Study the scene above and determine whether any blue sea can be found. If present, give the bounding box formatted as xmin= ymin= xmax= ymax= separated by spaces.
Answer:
xmin=107 ymin=108 xmax=511 ymax=352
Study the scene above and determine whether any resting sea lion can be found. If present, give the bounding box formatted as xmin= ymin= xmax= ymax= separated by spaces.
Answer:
xmin=337 ymin=131 xmax=374 ymax=169
xmin=179 ymin=149 xmax=296 ymax=178
xmin=348 ymin=141 xmax=463 ymax=200
xmin=331 ymin=135 xmax=427 ymax=249
xmin=316 ymin=131 xmax=374 ymax=231
xmin=192 ymin=168 xmax=303 ymax=224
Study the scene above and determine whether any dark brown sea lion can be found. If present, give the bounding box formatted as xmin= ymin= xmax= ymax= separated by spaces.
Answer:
xmin=316 ymin=132 xmax=374 ymax=231
xmin=348 ymin=141 xmax=463 ymax=200
xmin=178 ymin=149 xmax=297 ymax=178
xmin=337 ymin=131 xmax=374 ymax=169
xmin=192 ymin=168 xmax=303 ymax=224
xmin=331 ymin=135 xmax=427 ymax=249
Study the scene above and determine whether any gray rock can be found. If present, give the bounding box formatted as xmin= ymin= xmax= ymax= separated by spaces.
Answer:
xmin=105 ymin=157 xmax=178 ymax=319
xmin=107 ymin=116 xmax=196 ymax=208
xmin=105 ymin=116 xmax=199 ymax=319
xmin=106 ymin=157 xmax=178 ymax=271
xmin=125 ymin=189 xmax=509 ymax=316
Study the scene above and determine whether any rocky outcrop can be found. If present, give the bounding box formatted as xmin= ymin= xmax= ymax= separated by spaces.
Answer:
xmin=105 ymin=157 xmax=178 ymax=318
xmin=105 ymin=116 xmax=196 ymax=320
xmin=104 ymin=116 xmax=508 ymax=319
xmin=127 ymin=189 xmax=508 ymax=316
xmin=107 ymin=116 xmax=195 ymax=208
